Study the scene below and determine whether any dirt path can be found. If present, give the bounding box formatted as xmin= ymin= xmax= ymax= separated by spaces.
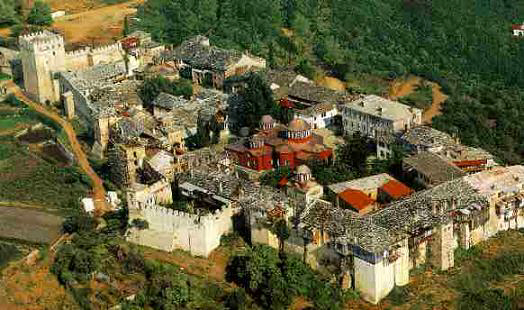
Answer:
xmin=423 ymin=82 xmax=448 ymax=124
xmin=5 ymin=81 xmax=109 ymax=215
xmin=51 ymin=0 xmax=144 ymax=45
xmin=389 ymin=75 xmax=448 ymax=124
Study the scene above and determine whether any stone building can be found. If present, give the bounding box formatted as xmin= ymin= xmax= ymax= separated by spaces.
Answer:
xmin=281 ymin=165 xmax=324 ymax=206
xmin=328 ymin=174 xmax=413 ymax=214
xmin=295 ymin=102 xmax=339 ymax=130
xmin=403 ymin=151 xmax=466 ymax=188
xmin=109 ymin=143 xmax=147 ymax=187
xmin=341 ymin=95 xmax=422 ymax=159
xmin=164 ymin=35 xmax=266 ymax=89
xmin=297 ymin=165 xmax=524 ymax=304
xmin=19 ymin=31 xmax=127 ymax=104
xmin=400 ymin=126 xmax=497 ymax=173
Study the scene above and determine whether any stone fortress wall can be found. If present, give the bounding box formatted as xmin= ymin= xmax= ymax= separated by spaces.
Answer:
xmin=20 ymin=31 xmax=126 ymax=105
xmin=127 ymin=203 xmax=234 ymax=257
xmin=19 ymin=31 xmax=66 ymax=103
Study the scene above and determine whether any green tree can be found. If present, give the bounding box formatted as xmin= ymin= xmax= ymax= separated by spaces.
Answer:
xmin=259 ymin=166 xmax=292 ymax=188
xmin=62 ymin=212 xmax=96 ymax=234
xmin=0 ymin=0 xmax=19 ymax=26
xmin=131 ymin=218 xmax=149 ymax=230
xmin=148 ymin=270 xmax=189 ymax=309
xmin=27 ymin=1 xmax=53 ymax=26
xmin=236 ymin=73 xmax=282 ymax=130
xmin=296 ymin=58 xmax=315 ymax=79
xmin=138 ymin=76 xmax=193 ymax=107
xmin=224 ymin=288 xmax=250 ymax=310
xmin=337 ymin=132 xmax=371 ymax=177
xmin=272 ymin=219 xmax=290 ymax=255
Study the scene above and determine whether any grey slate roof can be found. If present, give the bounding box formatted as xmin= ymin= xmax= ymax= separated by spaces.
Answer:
xmin=152 ymin=93 xmax=189 ymax=110
xmin=288 ymin=81 xmax=349 ymax=104
xmin=301 ymin=177 xmax=486 ymax=255
xmin=170 ymin=36 xmax=242 ymax=71
xmin=404 ymin=152 xmax=466 ymax=184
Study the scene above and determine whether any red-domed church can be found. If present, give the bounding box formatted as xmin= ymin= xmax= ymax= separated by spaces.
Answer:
xmin=225 ymin=115 xmax=333 ymax=172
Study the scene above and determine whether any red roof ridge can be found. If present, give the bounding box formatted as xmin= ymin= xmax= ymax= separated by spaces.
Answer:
xmin=380 ymin=179 xmax=413 ymax=199
xmin=338 ymin=189 xmax=375 ymax=211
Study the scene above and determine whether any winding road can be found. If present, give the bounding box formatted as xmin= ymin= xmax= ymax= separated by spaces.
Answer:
xmin=5 ymin=81 xmax=109 ymax=216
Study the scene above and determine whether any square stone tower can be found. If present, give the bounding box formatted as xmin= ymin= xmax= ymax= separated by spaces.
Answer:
xmin=19 ymin=31 xmax=66 ymax=103
xmin=109 ymin=143 xmax=146 ymax=187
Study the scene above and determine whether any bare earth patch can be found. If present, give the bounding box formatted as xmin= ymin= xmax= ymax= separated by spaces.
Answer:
xmin=50 ymin=0 xmax=144 ymax=46
xmin=389 ymin=75 xmax=448 ymax=124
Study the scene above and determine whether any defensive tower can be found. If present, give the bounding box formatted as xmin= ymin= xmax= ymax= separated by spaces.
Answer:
xmin=19 ymin=31 xmax=66 ymax=103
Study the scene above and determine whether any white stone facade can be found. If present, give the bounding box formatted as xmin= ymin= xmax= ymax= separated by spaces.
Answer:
xmin=296 ymin=103 xmax=338 ymax=130
xmin=19 ymin=31 xmax=126 ymax=104
xmin=342 ymin=95 xmax=422 ymax=139
xmin=127 ymin=203 xmax=235 ymax=257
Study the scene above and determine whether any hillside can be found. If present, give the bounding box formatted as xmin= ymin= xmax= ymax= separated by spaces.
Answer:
xmin=135 ymin=0 xmax=524 ymax=164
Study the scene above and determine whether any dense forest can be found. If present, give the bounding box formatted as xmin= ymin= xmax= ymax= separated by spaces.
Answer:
xmin=135 ymin=0 xmax=524 ymax=164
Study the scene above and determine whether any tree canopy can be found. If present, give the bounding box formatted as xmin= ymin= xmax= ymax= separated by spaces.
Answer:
xmin=226 ymin=245 xmax=350 ymax=310
xmin=138 ymin=76 xmax=193 ymax=107
xmin=27 ymin=1 xmax=53 ymax=26
xmin=233 ymin=73 xmax=284 ymax=131
xmin=0 ymin=0 xmax=19 ymax=26
xmin=135 ymin=0 xmax=524 ymax=163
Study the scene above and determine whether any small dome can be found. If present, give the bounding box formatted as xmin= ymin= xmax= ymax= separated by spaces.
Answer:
xmin=296 ymin=165 xmax=311 ymax=175
xmin=288 ymin=118 xmax=310 ymax=131
xmin=261 ymin=114 xmax=274 ymax=124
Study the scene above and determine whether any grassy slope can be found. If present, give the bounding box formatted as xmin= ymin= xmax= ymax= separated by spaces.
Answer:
xmin=0 ymin=104 xmax=89 ymax=212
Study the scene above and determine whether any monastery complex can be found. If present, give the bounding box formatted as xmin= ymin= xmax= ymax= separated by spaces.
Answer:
xmin=10 ymin=28 xmax=524 ymax=305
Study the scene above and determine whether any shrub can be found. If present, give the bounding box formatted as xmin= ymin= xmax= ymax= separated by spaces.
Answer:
xmin=226 ymin=245 xmax=348 ymax=310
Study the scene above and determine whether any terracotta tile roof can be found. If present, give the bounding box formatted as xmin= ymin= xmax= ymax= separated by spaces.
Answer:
xmin=338 ymin=189 xmax=375 ymax=211
xmin=512 ymin=24 xmax=524 ymax=30
xmin=453 ymin=159 xmax=487 ymax=168
xmin=380 ymin=179 xmax=413 ymax=199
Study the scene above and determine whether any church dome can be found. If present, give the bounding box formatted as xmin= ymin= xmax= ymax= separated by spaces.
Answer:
xmin=295 ymin=164 xmax=312 ymax=184
xmin=296 ymin=164 xmax=311 ymax=175
xmin=260 ymin=114 xmax=275 ymax=130
xmin=288 ymin=118 xmax=310 ymax=132
xmin=261 ymin=114 xmax=274 ymax=124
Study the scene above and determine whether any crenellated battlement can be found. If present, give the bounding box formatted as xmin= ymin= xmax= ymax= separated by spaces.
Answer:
xmin=90 ymin=42 xmax=122 ymax=55
xmin=138 ymin=203 xmax=232 ymax=231
xmin=19 ymin=31 xmax=64 ymax=52
xmin=66 ymin=47 xmax=91 ymax=58
xmin=129 ymin=201 xmax=235 ymax=256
